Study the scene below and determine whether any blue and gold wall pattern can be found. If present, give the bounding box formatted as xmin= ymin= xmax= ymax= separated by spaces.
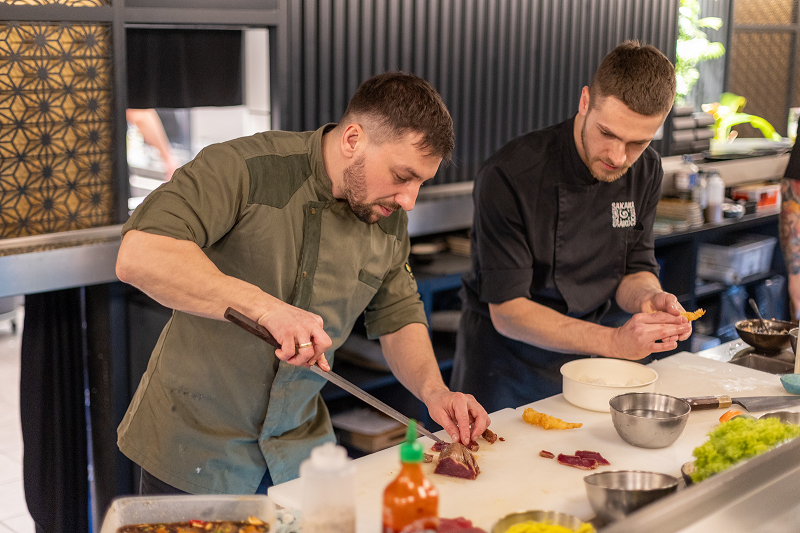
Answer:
xmin=0 ymin=20 xmax=114 ymax=238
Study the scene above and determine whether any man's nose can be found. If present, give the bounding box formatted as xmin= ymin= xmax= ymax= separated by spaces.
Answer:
xmin=608 ymin=141 xmax=626 ymax=167
xmin=395 ymin=182 xmax=421 ymax=211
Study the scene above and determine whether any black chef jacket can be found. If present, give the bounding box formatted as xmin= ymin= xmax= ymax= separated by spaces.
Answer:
xmin=785 ymin=146 xmax=800 ymax=179
xmin=451 ymin=116 xmax=663 ymax=411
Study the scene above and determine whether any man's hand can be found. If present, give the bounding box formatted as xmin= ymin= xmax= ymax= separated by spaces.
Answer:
xmin=257 ymin=300 xmax=333 ymax=370
xmin=422 ymin=388 xmax=491 ymax=445
xmin=613 ymin=311 xmax=690 ymax=360
xmin=641 ymin=291 xmax=693 ymax=342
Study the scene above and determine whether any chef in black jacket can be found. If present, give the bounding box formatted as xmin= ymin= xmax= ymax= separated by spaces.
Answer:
xmin=452 ymin=41 xmax=693 ymax=411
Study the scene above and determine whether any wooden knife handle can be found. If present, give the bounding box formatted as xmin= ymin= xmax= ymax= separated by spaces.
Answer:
xmin=224 ymin=307 xmax=281 ymax=349
xmin=684 ymin=395 xmax=733 ymax=410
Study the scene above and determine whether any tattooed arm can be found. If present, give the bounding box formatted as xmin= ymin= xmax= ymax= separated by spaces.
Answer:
xmin=780 ymin=177 xmax=800 ymax=320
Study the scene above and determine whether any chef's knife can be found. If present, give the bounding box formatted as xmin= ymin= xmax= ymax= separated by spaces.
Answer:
xmin=223 ymin=307 xmax=446 ymax=444
xmin=683 ymin=395 xmax=800 ymax=412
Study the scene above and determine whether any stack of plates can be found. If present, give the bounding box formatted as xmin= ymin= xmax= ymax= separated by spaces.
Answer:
xmin=446 ymin=234 xmax=471 ymax=256
xmin=656 ymin=199 xmax=704 ymax=229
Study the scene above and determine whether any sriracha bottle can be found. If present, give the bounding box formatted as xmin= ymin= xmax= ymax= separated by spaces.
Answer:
xmin=382 ymin=420 xmax=439 ymax=533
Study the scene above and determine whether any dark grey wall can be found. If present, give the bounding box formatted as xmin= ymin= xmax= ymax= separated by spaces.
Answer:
xmin=281 ymin=0 xmax=679 ymax=185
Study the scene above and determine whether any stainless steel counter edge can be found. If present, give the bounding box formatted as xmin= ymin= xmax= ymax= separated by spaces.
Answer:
xmin=0 ymin=225 xmax=123 ymax=298
xmin=601 ymin=430 xmax=800 ymax=533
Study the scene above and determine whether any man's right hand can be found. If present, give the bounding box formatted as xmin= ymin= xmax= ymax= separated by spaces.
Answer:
xmin=257 ymin=301 xmax=333 ymax=370
xmin=612 ymin=311 xmax=691 ymax=360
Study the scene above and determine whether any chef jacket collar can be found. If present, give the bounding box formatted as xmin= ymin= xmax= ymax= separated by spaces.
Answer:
xmin=565 ymin=115 xmax=605 ymax=187
xmin=306 ymin=123 xmax=337 ymax=201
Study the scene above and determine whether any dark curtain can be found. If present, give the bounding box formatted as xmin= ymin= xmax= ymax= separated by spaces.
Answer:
xmin=127 ymin=28 xmax=244 ymax=109
xmin=20 ymin=288 xmax=89 ymax=533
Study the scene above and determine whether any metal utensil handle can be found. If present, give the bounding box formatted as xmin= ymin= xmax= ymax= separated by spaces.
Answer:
xmin=683 ymin=395 xmax=732 ymax=410
xmin=223 ymin=307 xmax=445 ymax=444
xmin=224 ymin=307 xmax=280 ymax=349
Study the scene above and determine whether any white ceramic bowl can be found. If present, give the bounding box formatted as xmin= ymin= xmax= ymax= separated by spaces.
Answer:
xmin=561 ymin=358 xmax=658 ymax=412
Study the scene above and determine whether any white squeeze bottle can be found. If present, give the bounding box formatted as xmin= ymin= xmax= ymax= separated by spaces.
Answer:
xmin=705 ymin=171 xmax=725 ymax=223
xmin=300 ymin=442 xmax=356 ymax=533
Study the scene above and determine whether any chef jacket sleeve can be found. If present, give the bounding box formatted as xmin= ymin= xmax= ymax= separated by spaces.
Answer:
xmin=785 ymin=146 xmax=800 ymax=179
xmin=624 ymin=157 xmax=662 ymax=276
xmin=363 ymin=211 xmax=428 ymax=339
xmin=473 ymin=164 xmax=534 ymax=304
xmin=122 ymin=142 xmax=249 ymax=247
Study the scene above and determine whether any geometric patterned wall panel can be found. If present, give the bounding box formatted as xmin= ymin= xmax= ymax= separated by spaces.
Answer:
xmin=733 ymin=0 xmax=794 ymax=25
xmin=0 ymin=21 xmax=114 ymax=238
xmin=728 ymin=31 xmax=791 ymax=138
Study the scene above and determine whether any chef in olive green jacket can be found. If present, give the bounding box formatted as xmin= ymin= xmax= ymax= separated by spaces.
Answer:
xmin=115 ymin=72 xmax=490 ymax=495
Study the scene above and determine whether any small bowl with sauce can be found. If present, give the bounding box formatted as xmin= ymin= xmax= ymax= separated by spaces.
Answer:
xmin=609 ymin=392 xmax=691 ymax=449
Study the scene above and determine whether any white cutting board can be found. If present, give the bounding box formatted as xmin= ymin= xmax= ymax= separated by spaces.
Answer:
xmin=268 ymin=352 xmax=800 ymax=531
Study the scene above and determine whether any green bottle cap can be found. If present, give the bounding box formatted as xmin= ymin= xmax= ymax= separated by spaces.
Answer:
xmin=399 ymin=420 xmax=424 ymax=463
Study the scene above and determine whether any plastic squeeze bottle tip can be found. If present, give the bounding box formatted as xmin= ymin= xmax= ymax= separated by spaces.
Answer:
xmin=399 ymin=420 xmax=424 ymax=463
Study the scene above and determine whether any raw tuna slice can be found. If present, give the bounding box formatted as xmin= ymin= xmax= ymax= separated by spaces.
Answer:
xmin=431 ymin=441 xmax=447 ymax=452
xmin=481 ymin=428 xmax=498 ymax=444
xmin=575 ymin=450 xmax=610 ymax=466
xmin=539 ymin=450 xmax=555 ymax=459
xmin=466 ymin=440 xmax=480 ymax=452
xmin=434 ymin=443 xmax=480 ymax=480
xmin=557 ymin=453 xmax=598 ymax=470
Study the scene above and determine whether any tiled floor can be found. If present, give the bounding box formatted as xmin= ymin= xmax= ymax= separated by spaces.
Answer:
xmin=0 ymin=307 xmax=35 ymax=533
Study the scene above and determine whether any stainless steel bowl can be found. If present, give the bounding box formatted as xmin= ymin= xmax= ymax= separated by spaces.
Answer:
xmin=609 ymin=393 xmax=691 ymax=448
xmin=790 ymin=327 xmax=798 ymax=353
xmin=491 ymin=510 xmax=587 ymax=533
xmin=759 ymin=410 xmax=800 ymax=424
xmin=735 ymin=318 xmax=794 ymax=354
xmin=584 ymin=470 xmax=679 ymax=524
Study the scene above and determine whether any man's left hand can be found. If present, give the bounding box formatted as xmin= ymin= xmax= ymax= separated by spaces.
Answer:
xmin=641 ymin=291 xmax=692 ymax=342
xmin=423 ymin=389 xmax=491 ymax=445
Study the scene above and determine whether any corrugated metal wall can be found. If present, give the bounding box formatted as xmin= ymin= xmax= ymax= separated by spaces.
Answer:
xmin=282 ymin=0 xmax=679 ymax=185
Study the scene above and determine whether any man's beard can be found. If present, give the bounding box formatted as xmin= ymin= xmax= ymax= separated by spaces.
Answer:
xmin=581 ymin=122 xmax=630 ymax=183
xmin=342 ymin=155 xmax=401 ymax=224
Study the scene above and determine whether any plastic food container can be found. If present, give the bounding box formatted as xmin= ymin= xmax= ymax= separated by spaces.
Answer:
xmin=99 ymin=495 xmax=276 ymax=533
xmin=560 ymin=358 xmax=658 ymax=412
xmin=697 ymin=234 xmax=777 ymax=284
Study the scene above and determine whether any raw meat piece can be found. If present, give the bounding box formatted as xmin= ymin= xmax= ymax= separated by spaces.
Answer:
xmin=399 ymin=516 xmax=488 ymax=533
xmin=466 ymin=440 xmax=480 ymax=452
xmin=499 ymin=437 xmax=505 ymax=441
xmin=575 ymin=450 xmax=610 ymax=466
xmin=481 ymin=428 xmax=498 ymax=444
xmin=434 ymin=443 xmax=480 ymax=480
xmin=423 ymin=453 xmax=433 ymax=463
xmin=431 ymin=441 xmax=447 ymax=452
xmin=539 ymin=450 xmax=555 ymax=459
xmin=557 ymin=453 xmax=598 ymax=470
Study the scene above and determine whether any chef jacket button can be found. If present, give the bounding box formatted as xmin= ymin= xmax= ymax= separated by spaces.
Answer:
xmin=302 ymin=271 xmax=307 ymax=278
xmin=311 ymin=208 xmax=317 ymax=214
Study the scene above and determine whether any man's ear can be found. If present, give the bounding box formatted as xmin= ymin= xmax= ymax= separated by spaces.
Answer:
xmin=578 ymin=86 xmax=591 ymax=117
xmin=340 ymin=123 xmax=364 ymax=160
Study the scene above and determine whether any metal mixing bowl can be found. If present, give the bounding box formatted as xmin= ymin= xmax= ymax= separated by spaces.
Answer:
xmin=790 ymin=327 xmax=798 ymax=354
xmin=735 ymin=319 xmax=794 ymax=354
xmin=491 ymin=510 xmax=587 ymax=533
xmin=609 ymin=393 xmax=690 ymax=448
xmin=584 ymin=470 xmax=679 ymax=524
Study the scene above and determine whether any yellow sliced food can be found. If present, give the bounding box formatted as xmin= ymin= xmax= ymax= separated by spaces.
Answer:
xmin=522 ymin=408 xmax=582 ymax=430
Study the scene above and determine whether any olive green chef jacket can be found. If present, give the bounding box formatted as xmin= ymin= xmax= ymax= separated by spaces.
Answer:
xmin=117 ymin=124 xmax=427 ymax=493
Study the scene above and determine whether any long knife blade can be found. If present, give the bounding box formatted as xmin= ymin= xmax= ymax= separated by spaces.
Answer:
xmin=224 ymin=307 xmax=445 ymax=444
xmin=684 ymin=395 xmax=800 ymax=412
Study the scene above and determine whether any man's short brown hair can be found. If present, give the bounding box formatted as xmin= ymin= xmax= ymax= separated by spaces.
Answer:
xmin=589 ymin=40 xmax=676 ymax=116
xmin=340 ymin=72 xmax=455 ymax=164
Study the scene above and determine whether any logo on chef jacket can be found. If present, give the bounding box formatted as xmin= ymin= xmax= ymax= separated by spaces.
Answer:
xmin=611 ymin=201 xmax=636 ymax=228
